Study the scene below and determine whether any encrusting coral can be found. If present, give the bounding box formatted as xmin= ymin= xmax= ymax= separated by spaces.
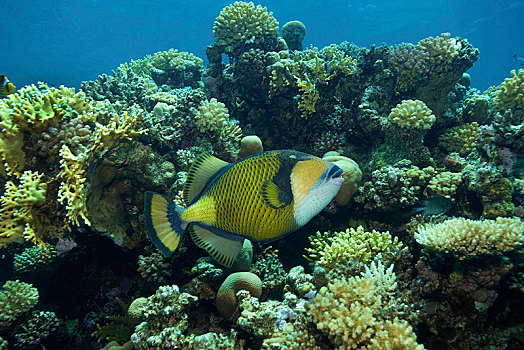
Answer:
xmin=415 ymin=217 xmax=524 ymax=259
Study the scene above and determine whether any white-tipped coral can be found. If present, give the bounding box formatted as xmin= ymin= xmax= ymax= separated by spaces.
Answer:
xmin=415 ymin=217 xmax=524 ymax=259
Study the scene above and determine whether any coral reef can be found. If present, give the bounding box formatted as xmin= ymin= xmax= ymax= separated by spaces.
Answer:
xmin=216 ymin=272 xmax=262 ymax=319
xmin=415 ymin=217 xmax=524 ymax=259
xmin=0 ymin=280 xmax=39 ymax=326
xmin=308 ymin=261 xmax=423 ymax=349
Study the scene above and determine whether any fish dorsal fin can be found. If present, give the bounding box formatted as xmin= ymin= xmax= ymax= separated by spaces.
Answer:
xmin=183 ymin=153 xmax=229 ymax=206
xmin=261 ymin=180 xmax=291 ymax=209
xmin=188 ymin=224 xmax=244 ymax=268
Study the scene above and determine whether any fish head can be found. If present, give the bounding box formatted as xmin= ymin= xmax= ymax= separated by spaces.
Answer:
xmin=290 ymin=156 xmax=344 ymax=227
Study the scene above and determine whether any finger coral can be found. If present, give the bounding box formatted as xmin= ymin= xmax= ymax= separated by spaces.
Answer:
xmin=493 ymin=68 xmax=524 ymax=123
xmin=308 ymin=261 xmax=423 ymax=349
xmin=213 ymin=1 xmax=279 ymax=56
xmin=387 ymin=99 xmax=436 ymax=130
xmin=305 ymin=226 xmax=406 ymax=274
xmin=0 ymin=280 xmax=39 ymax=326
xmin=415 ymin=217 xmax=524 ymax=259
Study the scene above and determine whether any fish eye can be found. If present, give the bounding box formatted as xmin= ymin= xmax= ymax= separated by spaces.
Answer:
xmin=289 ymin=155 xmax=297 ymax=163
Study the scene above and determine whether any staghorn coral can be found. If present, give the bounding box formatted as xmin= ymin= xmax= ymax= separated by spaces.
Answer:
xmin=213 ymin=1 xmax=279 ymax=56
xmin=13 ymin=242 xmax=57 ymax=273
xmin=0 ymin=171 xmax=47 ymax=247
xmin=308 ymin=261 xmax=423 ymax=349
xmin=493 ymin=68 xmax=524 ymax=123
xmin=305 ymin=226 xmax=406 ymax=275
xmin=0 ymin=280 xmax=39 ymax=326
xmin=387 ymin=99 xmax=436 ymax=130
xmin=415 ymin=217 xmax=524 ymax=259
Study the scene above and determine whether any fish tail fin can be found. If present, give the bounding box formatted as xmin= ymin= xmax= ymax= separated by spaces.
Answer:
xmin=144 ymin=191 xmax=187 ymax=257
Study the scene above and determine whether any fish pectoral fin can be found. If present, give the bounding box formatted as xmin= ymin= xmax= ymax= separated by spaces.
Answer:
xmin=188 ymin=224 xmax=244 ymax=268
xmin=261 ymin=180 xmax=291 ymax=209
xmin=183 ymin=153 xmax=229 ymax=206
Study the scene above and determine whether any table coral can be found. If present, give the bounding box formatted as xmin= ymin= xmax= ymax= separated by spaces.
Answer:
xmin=308 ymin=261 xmax=423 ymax=349
xmin=0 ymin=280 xmax=39 ymax=326
xmin=415 ymin=217 xmax=524 ymax=259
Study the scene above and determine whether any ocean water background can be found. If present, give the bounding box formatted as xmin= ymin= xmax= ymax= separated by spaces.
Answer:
xmin=1 ymin=0 xmax=523 ymax=91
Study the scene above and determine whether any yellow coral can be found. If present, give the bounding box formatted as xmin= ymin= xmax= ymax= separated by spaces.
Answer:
xmin=196 ymin=98 xmax=230 ymax=132
xmin=417 ymin=32 xmax=462 ymax=73
xmin=308 ymin=261 xmax=423 ymax=349
xmin=0 ymin=83 xmax=92 ymax=176
xmin=494 ymin=68 xmax=524 ymax=121
xmin=415 ymin=217 xmax=524 ymax=259
xmin=305 ymin=226 xmax=406 ymax=270
xmin=0 ymin=171 xmax=47 ymax=247
xmin=57 ymin=145 xmax=90 ymax=227
xmin=296 ymin=75 xmax=319 ymax=118
xmin=438 ymin=122 xmax=480 ymax=155
xmin=424 ymin=171 xmax=462 ymax=199
xmin=388 ymin=99 xmax=436 ymax=129
xmin=213 ymin=1 xmax=279 ymax=53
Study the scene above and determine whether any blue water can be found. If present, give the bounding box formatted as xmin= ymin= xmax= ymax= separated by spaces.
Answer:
xmin=1 ymin=0 xmax=523 ymax=91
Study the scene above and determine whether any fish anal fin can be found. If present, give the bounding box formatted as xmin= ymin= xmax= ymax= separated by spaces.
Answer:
xmin=261 ymin=180 xmax=290 ymax=209
xmin=189 ymin=224 xmax=243 ymax=268
xmin=183 ymin=153 xmax=228 ymax=206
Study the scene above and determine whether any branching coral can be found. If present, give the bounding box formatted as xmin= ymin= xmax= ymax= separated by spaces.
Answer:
xmin=415 ymin=217 xmax=524 ymax=259
xmin=0 ymin=171 xmax=47 ymax=247
xmin=0 ymin=280 xmax=39 ymax=326
xmin=305 ymin=226 xmax=406 ymax=274
xmin=308 ymin=261 xmax=423 ymax=349
xmin=438 ymin=122 xmax=481 ymax=156
xmin=13 ymin=242 xmax=57 ymax=273
xmin=493 ymin=68 xmax=524 ymax=123
xmin=213 ymin=1 xmax=279 ymax=56
xmin=387 ymin=99 xmax=435 ymax=130
xmin=389 ymin=43 xmax=429 ymax=90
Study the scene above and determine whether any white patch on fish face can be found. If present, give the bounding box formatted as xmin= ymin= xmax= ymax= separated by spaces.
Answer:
xmin=293 ymin=175 xmax=344 ymax=228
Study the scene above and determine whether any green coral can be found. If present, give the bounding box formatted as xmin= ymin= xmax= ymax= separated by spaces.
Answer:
xmin=0 ymin=280 xmax=39 ymax=326
xmin=13 ymin=242 xmax=57 ymax=273
xmin=305 ymin=226 xmax=406 ymax=273
xmin=438 ymin=122 xmax=481 ymax=156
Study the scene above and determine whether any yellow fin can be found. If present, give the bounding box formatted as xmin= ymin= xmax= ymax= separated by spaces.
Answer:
xmin=261 ymin=180 xmax=290 ymax=209
xmin=144 ymin=191 xmax=186 ymax=257
xmin=183 ymin=153 xmax=228 ymax=206
xmin=188 ymin=224 xmax=243 ymax=268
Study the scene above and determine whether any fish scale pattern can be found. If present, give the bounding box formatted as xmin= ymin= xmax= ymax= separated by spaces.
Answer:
xmin=208 ymin=153 xmax=295 ymax=241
